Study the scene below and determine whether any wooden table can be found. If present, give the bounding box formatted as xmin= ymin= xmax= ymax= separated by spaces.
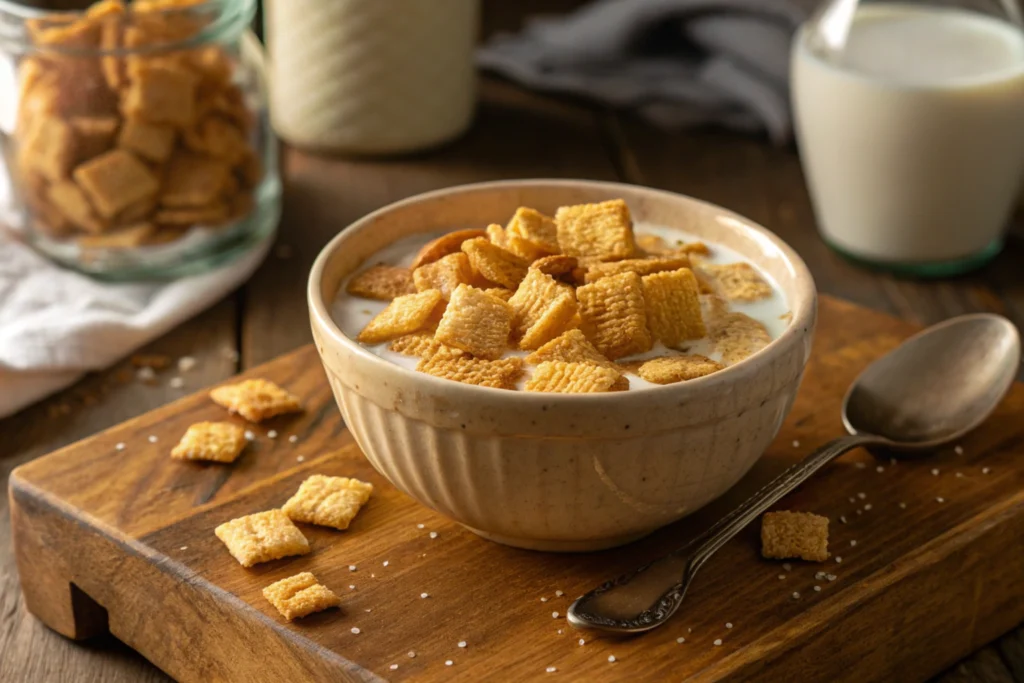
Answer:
xmin=3 ymin=10 xmax=1024 ymax=682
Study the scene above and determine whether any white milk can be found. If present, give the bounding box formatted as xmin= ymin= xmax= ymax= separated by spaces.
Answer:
xmin=792 ymin=4 xmax=1024 ymax=264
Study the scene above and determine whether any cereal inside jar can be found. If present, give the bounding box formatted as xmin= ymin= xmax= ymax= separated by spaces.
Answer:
xmin=0 ymin=0 xmax=279 ymax=278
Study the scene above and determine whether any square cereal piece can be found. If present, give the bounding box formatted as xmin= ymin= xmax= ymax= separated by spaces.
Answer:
xmin=117 ymin=119 xmax=175 ymax=163
xmin=576 ymin=271 xmax=652 ymax=360
xmin=583 ymin=256 xmax=691 ymax=284
xmin=417 ymin=354 xmax=523 ymax=390
xmin=435 ymin=284 xmax=513 ymax=359
xmin=358 ymin=289 xmax=444 ymax=344
xmin=72 ymin=149 xmax=159 ymax=218
xmin=413 ymin=252 xmax=474 ymax=300
xmin=214 ymin=509 xmax=310 ymax=567
xmin=642 ymin=268 xmax=706 ymax=346
xmin=389 ymin=332 xmax=465 ymax=359
xmin=485 ymin=223 xmax=510 ymax=249
xmin=210 ymin=378 xmax=302 ymax=422
xmin=555 ymin=199 xmax=637 ymax=262
xmin=184 ymin=116 xmax=248 ymax=164
xmin=263 ymin=572 xmax=341 ymax=622
xmin=171 ymin=421 xmax=247 ymax=463
xmin=78 ymin=222 xmax=155 ymax=249
xmin=637 ymin=355 xmax=723 ymax=385
xmin=283 ymin=474 xmax=373 ymax=530
xmin=160 ymin=151 xmax=230 ymax=208
xmin=69 ymin=116 xmax=120 ymax=161
xmin=519 ymin=292 xmax=578 ymax=351
xmin=47 ymin=180 xmax=106 ymax=233
xmin=701 ymin=262 xmax=773 ymax=302
xmin=531 ymin=255 xmax=577 ymax=278
xmin=461 ymin=237 xmax=529 ymax=289
xmin=507 ymin=269 xmax=574 ymax=339
xmin=347 ymin=264 xmax=415 ymax=301
xmin=22 ymin=115 xmax=77 ymax=181
xmin=761 ymin=511 xmax=829 ymax=562
xmin=411 ymin=228 xmax=487 ymax=269
xmin=525 ymin=361 xmax=624 ymax=394
xmin=709 ymin=312 xmax=771 ymax=365
xmin=122 ymin=63 xmax=198 ymax=127
xmin=507 ymin=206 xmax=559 ymax=254
xmin=525 ymin=329 xmax=616 ymax=369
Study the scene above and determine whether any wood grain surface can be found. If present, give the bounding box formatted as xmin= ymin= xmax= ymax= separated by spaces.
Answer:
xmin=9 ymin=297 xmax=1024 ymax=683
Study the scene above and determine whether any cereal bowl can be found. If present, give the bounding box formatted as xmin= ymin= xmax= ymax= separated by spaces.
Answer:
xmin=308 ymin=180 xmax=816 ymax=552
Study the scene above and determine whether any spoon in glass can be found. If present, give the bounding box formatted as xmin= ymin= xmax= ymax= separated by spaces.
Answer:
xmin=567 ymin=313 xmax=1021 ymax=635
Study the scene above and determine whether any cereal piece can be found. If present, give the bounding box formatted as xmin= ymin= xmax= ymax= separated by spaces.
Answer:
xmin=555 ymin=199 xmax=636 ymax=262
xmin=507 ymin=207 xmax=559 ymax=254
xmin=417 ymin=355 xmax=523 ymax=389
xmin=434 ymin=284 xmax=513 ymax=359
xmin=413 ymin=252 xmax=474 ymax=300
xmin=531 ymin=255 xmax=578 ymax=278
xmin=263 ymin=572 xmax=341 ymax=621
xmin=170 ymin=421 xmax=247 ymax=462
xmin=637 ymin=355 xmax=724 ymax=385
xmin=22 ymin=116 xmax=77 ymax=181
xmin=47 ymin=181 xmax=105 ymax=233
xmin=214 ymin=509 xmax=311 ymax=567
xmin=184 ymin=116 xmax=247 ymax=164
xmin=507 ymin=234 xmax=549 ymax=262
xmin=389 ymin=332 xmax=465 ymax=359
xmin=69 ymin=116 xmax=120 ymax=162
xmin=507 ymin=269 xmax=574 ymax=339
xmin=701 ymin=262 xmax=773 ymax=302
xmin=484 ymin=288 xmax=515 ymax=302
xmin=642 ymin=268 xmax=706 ymax=346
xmin=160 ymin=152 xmax=230 ymax=207
xmin=73 ymin=149 xmax=159 ymax=219
xmin=347 ymin=264 xmax=415 ymax=301
xmin=117 ymin=119 xmax=175 ymax=163
xmin=114 ymin=194 xmax=157 ymax=224
xmin=210 ymin=378 xmax=303 ymax=422
xmin=410 ymin=229 xmax=487 ymax=269
xmin=461 ymin=237 xmax=530 ymax=289
xmin=123 ymin=63 xmax=198 ymax=127
xmin=485 ymin=223 xmax=510 ymax=249
xmin=583 ymin=256 xmax=691 ymax=283
xmin=78 ymin=222 xmax=155 ymax=249
xmin=154 ymin=204 xmax=230 ymax=226
xmin=678 ymin=241 xmax=711 ymax=257
xmin=709 ymin=312 xmax=772 ymax=365
xmin=525 ymin=329 xmax=616 ymax=369
xmin=358 ymin=290 xmax=444 ymax=344
xmin=761 ymin=511 xmax=829 ymax=562
xmin=525 ymin=361 xmax=624 ymax=394
xmin=519 ymin=292 xmax=578 ymax=351
xmin=283 ymin=475 xmax=373 ymax=530
xmin=576 ymin=271 xmax=652 ymax=360
xmin=636 ymin=233 xmax=674 ymax=256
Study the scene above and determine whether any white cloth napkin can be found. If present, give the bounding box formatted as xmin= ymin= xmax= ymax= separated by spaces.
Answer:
xmin=0 ymin=235 xmax=269 ymax=418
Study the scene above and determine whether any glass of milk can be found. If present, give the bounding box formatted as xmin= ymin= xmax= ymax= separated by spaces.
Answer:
xmin=792 ymin=0 xmax=1024 ymax=276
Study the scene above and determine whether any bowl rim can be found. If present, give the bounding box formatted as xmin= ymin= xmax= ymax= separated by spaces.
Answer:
xmin=308 ymin=178 xmax=816 ymax=406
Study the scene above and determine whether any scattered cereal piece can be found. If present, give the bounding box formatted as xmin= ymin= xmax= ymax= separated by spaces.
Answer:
xmin=418 ymin=353 xmax=523 ymax=389
xmin=531 ymin=254 xmax=578 ymax=277
xmin=215 ymin=509 xmax=310 ymax=567
xmin=73 ymin=149 xmax=159 ymax=219
xmin=282 ymin=475 xmax=373 ymax=530
xmin=525 ymin=328 xmax=616 ymax=369
xmin=347 ymin=264 xmax=416 ymax=301
xmin=462 ymin=237 xmax=530 ymax=289
xmin=171 ymin=421 xmax=247 ymax=463
xmin=411 ymin=229 xmax=487 ymax=269
xmin=210 ymin=378 xmax=302 ymax=422
xmin=358 ymin=290 xmax=444 ymax=344
xmin=262 ymin=572 xmax=340 ymax=621
xmin=700 ymin=262 xmax=773 ymax=302
xmin=555 ymin=199 xmax=636 ymax=262
xmin=526 ymin=361 xmax=625 ymax=394
xmin=761 ymin=511 xmax=829 ymax=562
xmin=583 ymin=256 xmax=691 ymax=284
xmin=637 ymin=355 xmax=723 ymax=385
xmin=707 ymin=312 xmax=771 ymax=365
xmin=435 ymin=284 xmax=513 ymax=359
xmin=576 ymin=271 xmax=652 ymax=359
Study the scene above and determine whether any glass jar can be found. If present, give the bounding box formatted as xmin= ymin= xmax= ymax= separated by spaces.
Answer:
xmin=0 ymin=0 xmax=280 ymax=279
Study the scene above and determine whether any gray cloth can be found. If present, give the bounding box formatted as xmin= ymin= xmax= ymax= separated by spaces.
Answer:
xmin=476 ymin=0 xmax=807 ymax=144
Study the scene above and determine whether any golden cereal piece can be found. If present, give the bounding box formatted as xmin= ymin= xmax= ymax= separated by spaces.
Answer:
xmin=642 ymin=268 xmax=706 ymax=346
xmin=154 ymin=203 xmax=229 ymax=226
xmin=184 ymin=116 xmax=248 ymax=164
xmin=637 ymin=355 xmax=724 ymax=385
xmin=47 ymin=181 xmax=106 ymax=234
xmin=435 ymin=284 xmax=513 ymax=359
xmin=576 ymin=271 xmax=652 ymax=360
xmin=410 ymin=229 xmax=487 ymax=270
xmin=263 ymin=572 xmax=341 ymax=622
xmin=123 ymin=63 xmax=198 ymax=127
xmin=160 ymin=151 xmax=230 ymax=208
xmin=761 ymin=511 xmax=829 ymax=562
xmin=526 ymin=329 xmax=616 ymax=369
xmin=507 ymin=206 xmax=559 ymax=254
xmin=709 ymin=312 xmax=771 ymax=365
xmin=210 ymin=378 xmax=302 ymax=423
xmin=171 ymin=421 xmax=247 ymax=463
xmin=115 ymin=194 xmax=157 ymax=225
xmin=358 ymin=289 xmax=444 ymax=344
xmin=484 ymin=288 xmax=515 ymax=302
xmin=636 ymin=233 xmax=673 ymax=256
xmin=507 ymin=269 xmax=574 ymax=340
xmin=531 ymin=254 xmax=578 ymax=278
xmin=73 ymin=149 xmax=159 ymax=219
xmin=23 ymin=116 xmax=77 ymax=181
xmin=389 ymin=332 xmax=465 ymax=359
xmin=555 ymin=199 xmax=637 ymax=262
xmin=413 ymin=252 xmax=474 ymax=300
xmin=678 ymin=241 xmax=711 ymax=257
xmin=283 ymin=474 xmax=373 ymax=530
xmin=214 ymin=509 xmax=311 ymax=568
xmin=347 ymin=264 xmax=416 ymax=301
xmin=506 ymin=234 xmax=549 ymax=262
xmin=417 ymin=354 xmax=523 ymax=390
xmin=525 ymin=361 xmax=624 ymax=394
xmin=486 ymin=223 xmax=510 ymax=249
xmin=461 ymin=237 xmax=529 ymax=290
xmin=117 ymin=119 xmax=175 ymax=163
xmin=519 ymin=292 xmax=578 ymax=351
xmin=69 ymin=116 xmax=119 ymax=162
xmin=78 ymin=222 xmax=155 ymax=249
xmin=701 ymin=262 xmax=773 ymax=302
xmin=583 ymin=256 xmax=691 ymax=283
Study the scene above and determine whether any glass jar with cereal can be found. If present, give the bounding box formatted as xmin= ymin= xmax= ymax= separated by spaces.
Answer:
xmin=0 ymin=0 xmax=280 ymax=279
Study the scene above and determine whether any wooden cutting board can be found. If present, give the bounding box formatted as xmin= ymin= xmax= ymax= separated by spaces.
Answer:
xmin=10 ymin=296 xmax=1024 ymax=683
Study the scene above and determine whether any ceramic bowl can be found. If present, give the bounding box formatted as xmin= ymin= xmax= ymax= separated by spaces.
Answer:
xmin=308 ymin=180 xmax=816 ymax=552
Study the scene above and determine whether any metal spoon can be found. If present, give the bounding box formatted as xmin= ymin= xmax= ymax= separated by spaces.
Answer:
xmin=567 ymin=313 xmax=1021 ymax=635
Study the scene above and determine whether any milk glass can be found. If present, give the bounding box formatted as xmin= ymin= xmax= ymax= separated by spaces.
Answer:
xmin=792 ymin=0 xmax=1024 ymax=276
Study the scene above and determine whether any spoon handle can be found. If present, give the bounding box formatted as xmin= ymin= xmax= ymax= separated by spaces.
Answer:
xmin=568 ymin=433 xmax=881 ymax=633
